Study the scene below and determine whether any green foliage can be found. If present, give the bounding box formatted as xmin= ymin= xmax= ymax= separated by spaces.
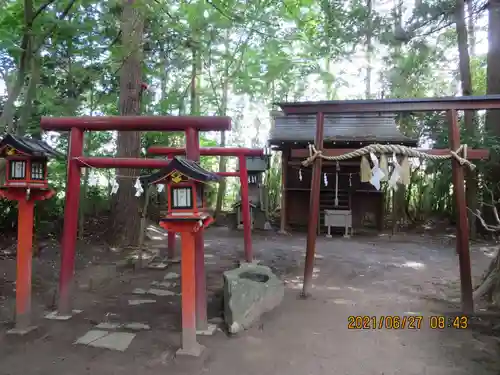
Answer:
xmin=0 ymin=0 xmax=496 ymax=235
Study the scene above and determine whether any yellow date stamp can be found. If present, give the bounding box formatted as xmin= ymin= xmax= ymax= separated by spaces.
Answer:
xmin=347 ymin=315 xmax=423 ymax=330
xmin=347 ymin=315 xmax=469 ymax=330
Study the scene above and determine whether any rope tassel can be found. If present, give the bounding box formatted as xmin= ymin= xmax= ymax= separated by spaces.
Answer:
xmin=369 ymin=152 xmax=385 ymax=190
xmin=360 ymin=155 xmax=371 ymax=182
xmin=388 ymin=153 xmax=401 ymax=190
xmin=400 ymin=156 xmax=411 ymax=185
xmin=111 ymin=179 xmax=119 ymax=195
xmin=134 ymin=177 xmax=144 ymax=197
xmin=380 ymin=154 xmax=388 ymax=181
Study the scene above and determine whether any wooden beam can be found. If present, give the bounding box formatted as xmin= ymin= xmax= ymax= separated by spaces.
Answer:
xmin=448 ymin=110 xmax=474 ymax=314
xmin=291 ymin=148 xmax=489 ymax=160
xmin=279 ymin=148 xmax=290 ymax=233
xmin=41 ymin=116 xmax=231 ymax=132
xmin=302 ymin=113 xmax=324 ymax=297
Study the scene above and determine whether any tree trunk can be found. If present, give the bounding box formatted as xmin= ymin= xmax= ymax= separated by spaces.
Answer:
xmin=109 ymin=0 xmax=145 ymax=247
xmin=466 ymin=0 xmax=476 ymax=56
xmin=454 ymin=0 xmax=477 ymax=238
xmin=214 ymin=35 xmax=230 ymax=218
xmin=17 ymin=56 xmax=39 ymax=135
xmin=485 ymin=0 xmax=500 ymax=228
xmin=365 ymin=0 xmax=373 ymax=99
xmin=190 ymin=41 xmax=201 ymax=116
xmin=0 ymin=0 xmax=33 ymax=133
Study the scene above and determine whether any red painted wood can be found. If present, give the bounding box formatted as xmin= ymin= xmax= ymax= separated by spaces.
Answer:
xmin=302 ymin=113 xmax=324 ymax=297
xmin=159 ymin=219 xmax=201 ymax=350
xmin=41 ymin=116 xmax=231 ymax=132
xmin=58 ymin=128 xmax=84 ymax=314
xmin=194 ymin=230 xmax=207 ymax=330
xmin=148 ymin=146 xmax=264 ymax=157
xmin=239 ymin=155 xmax=253 ymax=262
xmin=166 ymin=152 xmax=177 ymax=259
xmin=0 ymin=189 xmax=55 ymax=201
xmin=448 ymin=110 xmax=474 ymax=313
xmin=76 ymin=157 xmax=241 ymax=177
xmin=0 ymin=188 xmax=55 ymax=328
xmin=16 ymin=199 xmax=34 ymax=328
xmin=180 ymin=231 xmax=198 ymax=350
xmin=291 ymin=148 xmax=489 ymax=160
xmin=185 ymin=128 xmax=198 ymax=160
xmin=185 ymin=128 xmax=208 ymax=330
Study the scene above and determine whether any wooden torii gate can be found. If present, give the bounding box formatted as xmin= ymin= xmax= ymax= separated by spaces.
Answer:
xmin=39 ymin=116 xmax=260 ymax=334
xmin=276 ymin=95 xmax=500 ymax=314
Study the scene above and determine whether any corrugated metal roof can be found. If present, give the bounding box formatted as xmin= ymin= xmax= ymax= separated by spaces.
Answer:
xmin=276 ymin=95 xmax=500 ymax=113
xmin=269 ymin=114 xmax=417 ymax=145
xmin=277 ymin=95 xmax=500 ymax=108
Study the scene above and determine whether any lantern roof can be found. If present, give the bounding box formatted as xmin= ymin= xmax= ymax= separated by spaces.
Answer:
xmin=140 ymin=156 xmax=220 ymax=185
xmin=0 ymin=134 xmax=62 ymax=158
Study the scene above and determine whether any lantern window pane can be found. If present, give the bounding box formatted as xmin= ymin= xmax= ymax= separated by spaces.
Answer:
xmin=9 ymin=160 xmax=26 ymax=179
xmin=171 ymin=186 xmax=193 ymax=209
xmin=197 ymin=186 xmax=204 ymax=208
xmin=31 ymin=161 xmax=45 ymax=180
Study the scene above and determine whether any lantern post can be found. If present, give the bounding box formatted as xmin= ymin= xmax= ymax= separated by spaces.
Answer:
xmin=0 ymin=134 xmax=58 ymax=333
xmin=151 ymin=156 xmax=220 ymax=356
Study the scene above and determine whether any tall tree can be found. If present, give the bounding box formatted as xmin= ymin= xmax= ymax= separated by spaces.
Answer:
xmin=110 ymin=0 xmax=145 ymax=246
xmin=0 ymin=0 xmax=77 ymax=133
xmin=486 ymin=0 xmax=500 ymax=185
xmin=365 ymin=0 xmax=373 ymax=99
xmin=466 ymin=0 xmax=476 ymax=56
xmin=214 ymin=29 xmax=231 ymax=218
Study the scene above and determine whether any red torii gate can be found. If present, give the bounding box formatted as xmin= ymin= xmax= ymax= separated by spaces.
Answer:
xmin=147 ymin=145 xmax=264 ymax=264
xmin=276 ymin=95 xmax=500 ymax=314
xmin=40 ymin=116 xmax=260 ymax=331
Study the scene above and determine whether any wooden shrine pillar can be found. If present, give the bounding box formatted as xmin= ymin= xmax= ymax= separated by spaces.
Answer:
xmin=302 ymin=113 xmax=325 ymax=297
xmin=0 ymin=189 xmax=55 ymax=332
xmin=160 ymin=219 xmax=208 ymax=357
xmin=166 ymin=154 xmax=177 ymax=260
xmin=179 ymin=231 xmax=199 ymax=354
xmin=238 ymin=155 xmax=253 ymax=262
xmin=15 ymin=199 xmax=35 ymax=330
xmin=279 ymin=148 xmax=290 ymax=233
xmin=186 ymin=127 xmax=209 ymax=331
xmin=447 ymin=109 xmax=474 ymax=313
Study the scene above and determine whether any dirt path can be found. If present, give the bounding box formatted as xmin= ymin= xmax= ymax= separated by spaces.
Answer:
xmin=1 ymin=227 xmax=499 ymax=375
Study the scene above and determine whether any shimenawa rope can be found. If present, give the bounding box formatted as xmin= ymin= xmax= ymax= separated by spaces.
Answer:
xmin=301 ymin=144 xmax=475 ymax=170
